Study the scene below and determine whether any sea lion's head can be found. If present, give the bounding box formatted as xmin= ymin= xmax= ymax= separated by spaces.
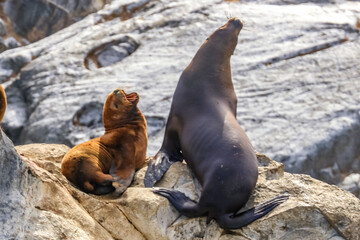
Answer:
xmin=204 ymin=17 xmax=243 ymax=57
xmin=103 ymin=88 xmax=140 ymax=130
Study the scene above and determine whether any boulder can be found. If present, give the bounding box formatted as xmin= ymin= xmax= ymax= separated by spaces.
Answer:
xmin=1 ymin=131 xmax=359 ymax=239
xmin=0 ymin=0 xmax=359 ymax=191
xmin=0 ymin=130 xmax=145 ymax=240
xmin=339 ymin=173 xmax=360 ymax=199
xmin=2 ymin=0 xmax=108 ymax=43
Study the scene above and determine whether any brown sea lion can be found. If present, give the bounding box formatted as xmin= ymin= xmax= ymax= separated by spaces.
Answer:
xmin=62 ymin=88 xmax=148 ymax=195
xmin=144 ymin=18 xmax=288 ymax=229
xmin=0 ymin=84 xmax=6 ymax=124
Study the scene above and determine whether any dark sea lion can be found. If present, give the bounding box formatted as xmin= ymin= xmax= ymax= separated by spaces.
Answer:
xmin=144 ymin=18 xmax=288 ymax=229
xmin=62 ymin=88 xmax=148 ymax=195
xmin=0 ymin=84 xmax=6 ymax=124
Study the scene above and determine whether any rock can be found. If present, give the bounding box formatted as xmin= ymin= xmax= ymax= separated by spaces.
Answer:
xmin=0 ymin=130 xmax=145 ymax=240
xmin=0 ymin=0 xmax=359 ymax=190
xmin=0 ymin=19 xmax=6 ymax=36
xmin=0 ymin=38 xmax=6 ymax=53
xmin=1 ymin=138 xmax=359 ymax=239
xmin=72 ymin=101 xmax=104 ymax=128
xmin=4 ymin=37 xmax=20 ymax=49
xmin=339 ymin=173 xmax=360 ymax=199
xmin=1 ymin=80 xmax=27 ymax=144
xmin=2 ymin=0 xmax=108 ymax=43
xmin=85 ymin=36 xmax=140 ymax=69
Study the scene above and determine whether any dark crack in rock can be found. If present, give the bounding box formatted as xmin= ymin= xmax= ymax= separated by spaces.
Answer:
xmin=72 ymin=101 xmax=103 ymax=129
xmin=84 ymin=36 xmax=140 ymax=69
xmin=0 ymin=53 xmax=31 ymax=82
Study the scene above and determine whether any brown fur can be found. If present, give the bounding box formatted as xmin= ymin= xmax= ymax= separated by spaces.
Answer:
xmin=0 ymin=84 xmax=6 ymax=124
xmin=61 ymin=89 xmax=148 ymax=195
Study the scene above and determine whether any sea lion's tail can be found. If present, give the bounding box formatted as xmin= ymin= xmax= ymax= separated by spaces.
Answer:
xmin=0 ymin=84 xmax=6 ymax=124
xmin=216 ymin=194 xmax=289 ymax=229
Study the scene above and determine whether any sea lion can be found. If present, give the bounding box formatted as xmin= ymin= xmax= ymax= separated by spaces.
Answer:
xmin=0 ymin=84 xmax=6 ymax=124
xmin=62 ymin=88 xmax=148 ymax=195
xmin=144 ymin=18 xmax=288 ymax=229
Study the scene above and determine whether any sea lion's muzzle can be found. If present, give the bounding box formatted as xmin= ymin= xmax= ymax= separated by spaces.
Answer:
xmin=226 ymin=18 xmax=243 ymax=31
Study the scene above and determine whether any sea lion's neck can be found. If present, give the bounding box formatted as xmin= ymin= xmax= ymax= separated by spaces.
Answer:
xmin=195 ymin=38 xmax=232 ymax=67
xmin=183 ymin=47 xmax=232 ymax=87
xmin=104 ymin=109 xmax=146 ymax=133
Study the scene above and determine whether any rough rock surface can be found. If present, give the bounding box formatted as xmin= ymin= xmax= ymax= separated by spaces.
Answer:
xmin=0 ymin=1 xmax=360 ymax=192
xmin=0 ymin=0 xmax=109 ymax=53
xmin=1 ymin=131 xmax=360 ymax=239
xmin=1 ymin=131 xmax=145 ymax=240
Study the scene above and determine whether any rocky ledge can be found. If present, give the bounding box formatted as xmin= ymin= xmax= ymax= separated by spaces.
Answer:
xmin=1 ymin=130 xmax=359 ymax=240
xmin=1 ymin=0 xmax=359 ymax=195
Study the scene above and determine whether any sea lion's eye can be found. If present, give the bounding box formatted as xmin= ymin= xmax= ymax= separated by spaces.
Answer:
xmin=114 ymin=103 xmax=118 ymax=108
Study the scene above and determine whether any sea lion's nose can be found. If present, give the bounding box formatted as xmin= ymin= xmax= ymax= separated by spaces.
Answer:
xmin=113 ymin=89 xmax=120 ymax=95
xmin=229 ymin=18 xmax=243 ymax=29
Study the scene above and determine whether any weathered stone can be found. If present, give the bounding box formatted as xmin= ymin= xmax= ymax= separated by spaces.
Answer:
xmin=1 ymin=140 xmax=360 ymax=239
xmin=15 ymin=143 xmax=70 ymax=170
xmin=0 ymin=131 xmax=110 ymax=239
xmin=339 ymin=173 xmax=360 ymax=199
xmin=0 ymin=0 xmax=359 ymax=194
xmin=117 ymin=187 xmax=178 ymax=240
xmin=84 ymin=36 xmax=140 ymax=69
xmin=0 ymin=51 xmax=31 ymax=82
xmin=72 ymin=101 xmax=103 ymax=128
xmin=1 ymin=80 xmax=28 ymax=144
xmin=0 ymin=19 xmax=6 ymax=36
xmin=1 ymin=133 xmax=146 ymax=240
xmin=2 ymin=0 xmax=107 ymax=43
xmin=0 ymin=38 xmax=6 ymax=53
xmin=4 ymin=36 xmax=20 ymax=49
xmin=125 ymin=152 xmax=360 ymax=240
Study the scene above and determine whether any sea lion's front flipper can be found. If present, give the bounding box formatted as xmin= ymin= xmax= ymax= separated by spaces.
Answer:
xmin=144 ymin=149 xmax=182 ymax=187
xmin=217 ymin=194 xmax=289 ymax=229
xmin=144 ymin=120 xmax=183 ymax=187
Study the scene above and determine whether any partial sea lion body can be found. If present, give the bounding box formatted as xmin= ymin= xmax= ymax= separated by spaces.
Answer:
xmin=62 ymin=89 xmax=147 ymax=195
xmin=144 ymin=18 xmax=288 ymax=229
xmin=0 ymin=84 xmax=6 ymax=124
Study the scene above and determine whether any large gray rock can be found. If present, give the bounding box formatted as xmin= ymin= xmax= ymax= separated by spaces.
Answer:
xmin=3 ymin=0 xmax=108 ymax=43
xmin=1 ymin=139 xmax=359 ymax=239
xmin=0 ymin=0 xmax=109 ymax=54
xmin=0 ymin=0 xmax=360 ymax=190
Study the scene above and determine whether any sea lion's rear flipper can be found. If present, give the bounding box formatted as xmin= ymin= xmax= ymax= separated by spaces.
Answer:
xmin=83 ymin=180 xmax=115 ymax=195
xmin=144 ymin=149 xmax=182 ymax=187
xmin=152 ymin=187 xmax=206 ymax=217
xmin=92 ymin=185 xmax=116 ymax=195
xmin=217 ymin=194 xmax=289 ymax=229
xmin=92 ymin=172 xmax=115 ymax=195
